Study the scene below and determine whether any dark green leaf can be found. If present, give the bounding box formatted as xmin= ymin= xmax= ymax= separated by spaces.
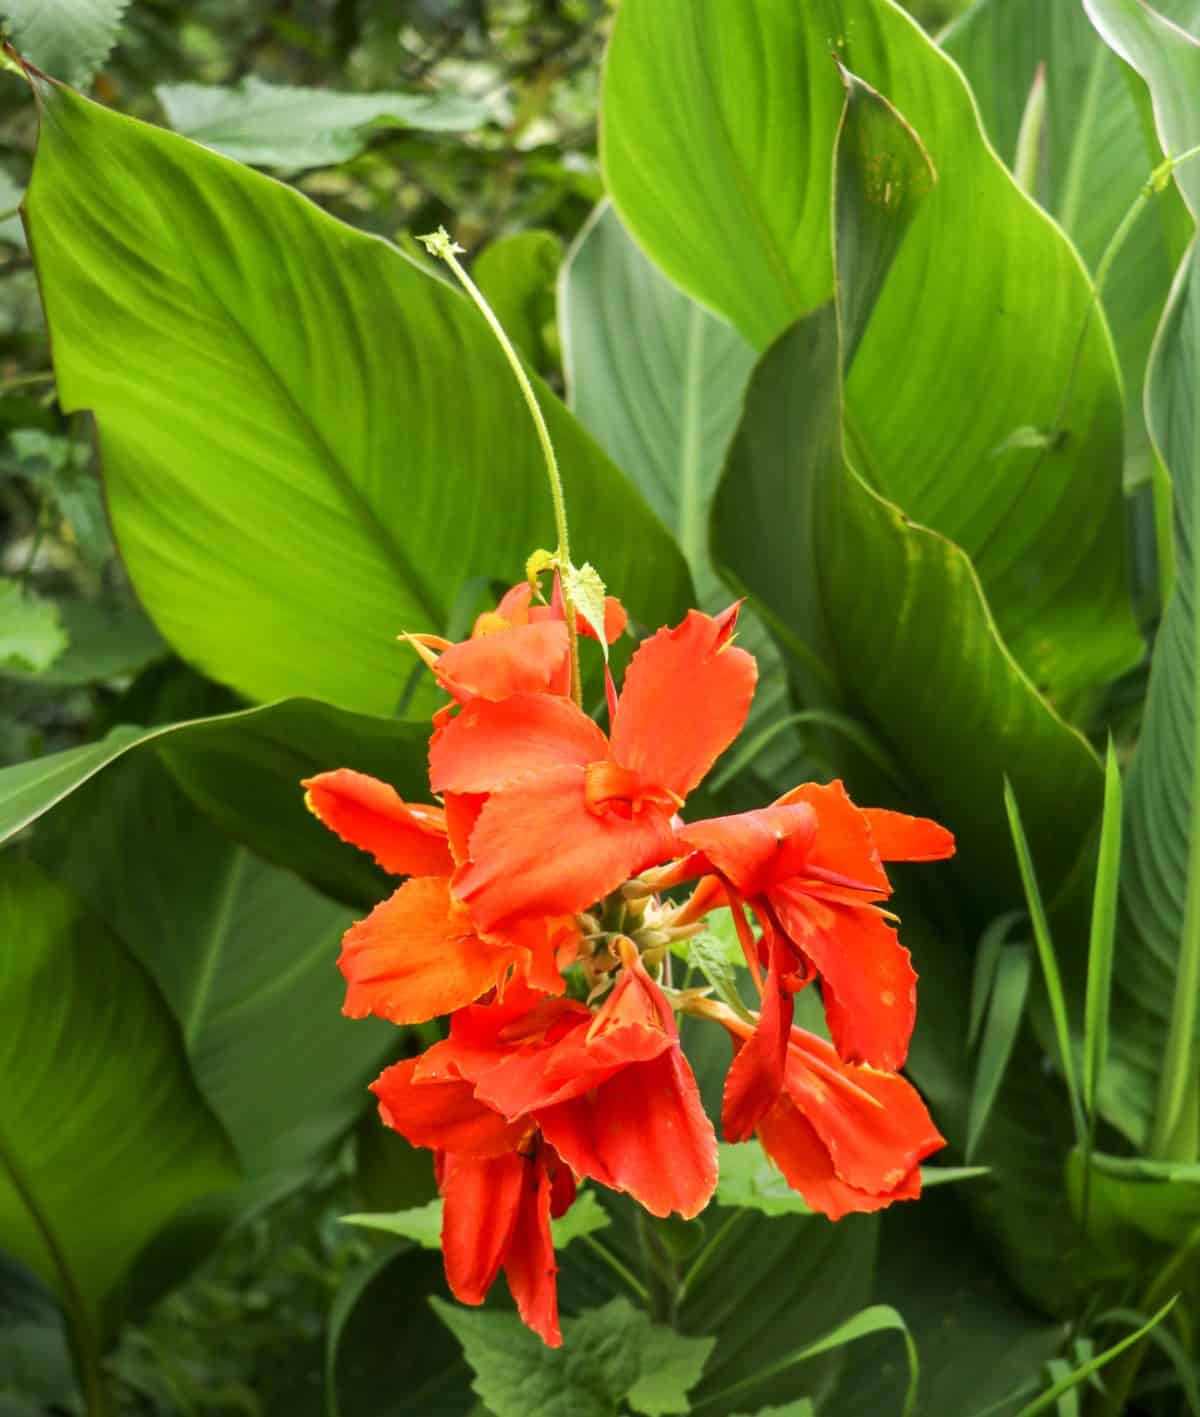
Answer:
xmin=967 ymin=945 xmax=1034 ymax=1163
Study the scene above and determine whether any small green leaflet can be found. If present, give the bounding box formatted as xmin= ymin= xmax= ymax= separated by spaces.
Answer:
xmin=563 ymin=561 xmax=611 ymax=661
xmin=341 ymin=1187 xmax=611 ymax=1252
xmin=0 ymin=578 xmax=67 ymax=673
xmin=686 ymin=929 xmax=750 ymax=1017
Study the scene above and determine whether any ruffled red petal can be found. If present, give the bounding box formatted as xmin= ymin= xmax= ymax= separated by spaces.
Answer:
xmin=431 ymin=622 xmax=569 ymax=704
xmin=539 ymin=1047 xmax=717 ymax=1219
xmin=452 ymin=764 xmax=677 ymax=930
xmin=720 ymin=938 xmax=794 ymax=1141
xmin=769 ymin=883 xmax=916 ymax=1070
xmin=371 ymin=1058 xmax=527 ymax=1156
xmin=610 ymin=609 xmax=757 ymax=801
xmin=783 ymin=1028 xmax=944 ymax=1194
xmin=339 ymin=877 xmax=513 ymax=1025
xmin=440 ymin=1150 xmax=525 ymax=1304
xmin=678 ymin=802 xmax=818 ymax=898
xmin=774 ymin=780 xmax=890 ymax=893
xmin=429 ymin=693 xmax=608 ymax=796
xmin=302 ymin=769 xmax=452 ymax=877
xmin=863 ymin=808 xmax=956 ymax=863
xmin=502 ymin=1147 xmax=562 ymax=1347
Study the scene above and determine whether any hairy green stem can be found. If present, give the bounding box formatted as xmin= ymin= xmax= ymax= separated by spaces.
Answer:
xmin=418 ymin=226 xmax=582 ymax=705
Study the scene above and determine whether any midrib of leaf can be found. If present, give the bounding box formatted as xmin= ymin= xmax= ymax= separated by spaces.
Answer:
xmin=1056 ymin=40 xmax=1108 ymax=236
xmin=215 ymin=916 xmax=345 ymax=1024
xmin=678 ymin=302 xmax=708 ymax=572
xmin=0 ymin=1118 xmax=108 ymax=1414
xmin=182 ymin=848 xmax=246 ymax=1050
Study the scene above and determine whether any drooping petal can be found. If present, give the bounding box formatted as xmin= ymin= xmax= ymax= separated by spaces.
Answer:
xmin=770 ymin=883 xmax=916 ymax=1070
xmin=783 ymin=1028 xmax=945 ymax=1195
xmin=371 ymin=1058 xmax=527 ymax=1156
xmin=452 ymin=764 xmax=677 ymax=930
xmin=678 ymin=802 xmax=818 ymax=897
xmin=502 ymin=1148 xmax=563 ymax=1347
xmin=755 ymin=1098 xmax=921 ymax=1221
xmin=774 ymin=780 xmax=890 ymax=893
xmin=863 ymin=808 xmax=956 ymax=863
xmin=501 ymin=913 xmax=580 ymax=996
xmin=430 ymin=621 xmax=569 ymax=704
xmin=302 ymin=769 xmax=452 ymax=877
xmin=610 ymin=609 xmax=757 ymax=801
xmin=440 ymin=1150 xmax=526 ymax=1305
xmin=720 ymin=938 xmax=794 ymax=1142
xmin=429 ymin=693 xmax=608 ymax=796
xmin=339 ymin=876 xmax=513 ymax=1025
xmin=539 ymin=1048 xmax=718 ymax=1219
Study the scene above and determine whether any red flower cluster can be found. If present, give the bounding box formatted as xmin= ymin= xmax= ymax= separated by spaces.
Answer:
xmin=303 ymin=580 xmax=952 ymax=1345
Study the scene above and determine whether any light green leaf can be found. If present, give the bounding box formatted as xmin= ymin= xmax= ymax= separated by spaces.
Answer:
xmin=0 ymin=579 xmax=66 ymax=673
xmin=0 ymin=168 xmax=25 ymax=245
xmin=157 ymin=76 xmax=489 ymax=171
xmin=343 ymin=1188 xmax=611 ymax=1253
xmin=24 ymin=78 xmax=693 ymax=716
xmin=474 ymin=229 xmax=562 ymax=367
xmin=2 ymin=0 xmax=129 ymax=86
xmin=715 ymin=1141 xmax=813 ymax=1219
xmin=0 ymin=859 xmax=240 ymax=1337
xmin=1066 ymin=1147 xmax=1200 ymax=1256
xmin=0 ymin=598 xmax=166 ymax=688
xmin=605 ymin=0 xmax=1140 ymax=714
xmin=686 ymin=932 xmax=749 ymax=1018
xmin=432 ymin=1296 xmax=714 ymax=1417
xmin=0 ymin=696 xmax=430 ymax=907
xmin=730 ymin=1406 xmax=814 ymax=1417
xmin=30 ymin=750 xmax=393 ymax=1206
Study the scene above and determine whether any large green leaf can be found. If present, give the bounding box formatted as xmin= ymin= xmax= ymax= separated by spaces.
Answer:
xmin=943 ymin=0 xmax=1196 ymax=489
xmin=1082 ymin=0 xmax=1200 ymax=1153
xmin=0 ymin=859 xmax=240 ymax=1336
xmin=603 ymin=0 xmax=1140 ymax=715
xmin=714 ymin=68 xmax=1102 ymax=911
xmin=156 ymin=77 xmax=489 ymax=172
xmin=0 ymin=697 xmax=430 ymax=907
xmin=23 ymin=76 xmax=692 ymax=716
xmin=29 ymin=751 xmax=395 ymax=1205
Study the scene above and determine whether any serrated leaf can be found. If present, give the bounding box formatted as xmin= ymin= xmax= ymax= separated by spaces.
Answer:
xmin=687 ymin=931 xmax=750 ymax=1017
xmin=0 ymin=579 xmax=66 ymax=673
xmin=563 ymin=561 xmax=609 ymax=659
xmin=343 ymin=1188 xmax=611 ymax=1254
xmin=2 ymin=0 xmax=130 ymax=86
xmin=433 ymin=1296 xmax=714 ymax=1417
xmin=156 ymin=76 xmax=489 ymax=172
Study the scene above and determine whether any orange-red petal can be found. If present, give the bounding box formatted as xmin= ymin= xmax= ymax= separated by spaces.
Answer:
xmin=774 ymin=780 xmax=890 ymax=893
xmin=769 ymin=883 xmax=916 ymax=1070
xmin=430 ymin=621 xmax=569 ymax=704
xmin=720 ymin=938 xmax=794 ymax=1142
xmin=302 ymin=769 xmax=452 ymax=877
xmin=440 ymin=1150 xmax=525 ymax=1304
xmin=863 ymin=808 xmax=956 ymax=863
xmin=610 ymin=609 xmax=757 ymax=801
xmin=429 ymin=693 xmax=608 ymax=796
xmin=339 ymin=876 xmax=512 ymax=1025
xmin=678 ymin=802 xmax=818 ymax=898
xmin=371 ymin=1058 xmax=527 ymax=1156
xmin=538 ymin=1048 xmax=717 ymax=1219
xmin=452 ymin=764 xmax=677 ymax=930
xmin=502 ymin=1149 xmax=562 ymax=1347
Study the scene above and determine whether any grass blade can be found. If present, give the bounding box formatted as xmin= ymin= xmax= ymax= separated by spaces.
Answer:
xmin=1084 ymin=738 xmax=1123 ymax=1117
xmin=966 ymin=943 xmax=1033 ymax=1162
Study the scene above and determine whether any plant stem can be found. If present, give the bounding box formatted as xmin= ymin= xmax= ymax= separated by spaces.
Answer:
xmin=636 ymin=1208 xmax=678 ymax=1326
xmin=578 ymin=1234 xmax=651 ymax=1303
xmin=417 ymin=226 xmax=582 ymax=705
xmin=0 ymin=369 xmax=54 ymax=391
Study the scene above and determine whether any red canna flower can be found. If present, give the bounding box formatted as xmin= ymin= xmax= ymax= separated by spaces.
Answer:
xmin=303 ymin=768 xmax=577 ymax=1023
xmin=700 ymin=999 xmax=945 ymax=1220
xmin=372 ymin=1055 xmax=573 ymax=1346
xmin=414 ymin=943 xmax=717 ymax=1219
xmin=676 ymin=780 xmax=953 ymax=1138
xmin=429 ymin=606 xmax=757 ymax=931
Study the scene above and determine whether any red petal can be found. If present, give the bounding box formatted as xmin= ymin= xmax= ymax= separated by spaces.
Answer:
xmin=774 ymin=781 xmax=889 ymax=893
xmin=302 ymin=769 xmax=452 ymax=876
xmin=340 ymin=877 xmax=512 ymax=1025
xmin=443 ymin=791 xmax=486 ymax=866
xmin=503 ymin=1149 xmax=562 ymax=1347
xmin=371 ymin=1058 xmax=526 ymax=1156
xmin=539 ymin=1048 xmax=717 ymax=1219
xmin=432 ymin=622 xmax=569 ymax=704
xmin=783 ymin=1028 xmax=945 ymax=1193
xmin=721 ymin=940 xmax=794 ymax=1141
xmin=429 ymin=693 xmax=608 ymax=795
xmin=678 ymin=802 xmax=818 ymax=897
xmin=755 ymin=1099 xmax=921 ymax=1221
xmin=452 ymin=764 xmax=677 ymax=930
xmin=441 ymin=1150 xmax=525 ymax=1304
xmin=863 ymin=808 xmax=956 ymax=862
xmin=770 ymin=884 xmax=916 ymax=1070
xmin=610 ymin=609 xmax=757 ymax=801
